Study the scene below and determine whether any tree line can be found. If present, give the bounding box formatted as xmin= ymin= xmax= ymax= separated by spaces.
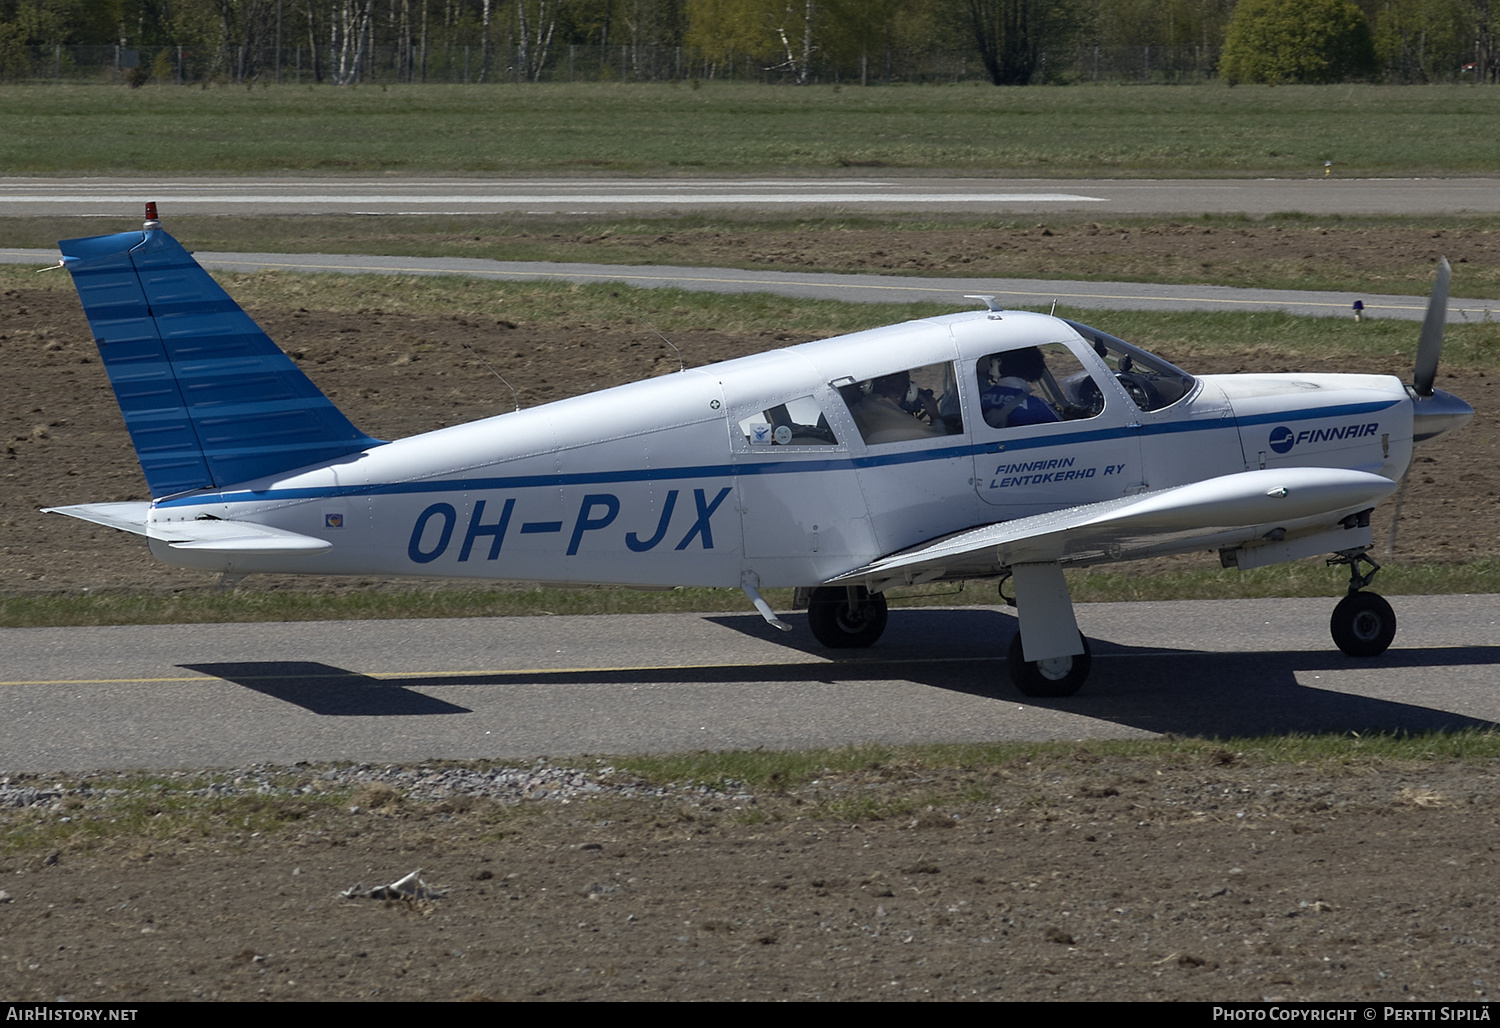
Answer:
xmin=0 ymin=0 xmax=1491 ymax=85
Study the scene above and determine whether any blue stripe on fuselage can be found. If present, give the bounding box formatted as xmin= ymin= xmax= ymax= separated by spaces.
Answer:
xmin=152 ymin=399 xmax=1398 ymax=508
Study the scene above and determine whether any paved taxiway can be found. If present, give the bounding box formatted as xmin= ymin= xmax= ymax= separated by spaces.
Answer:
xmin=2 ymin=596 xmax=1496 ymax=770
xmin=6 ymin=175 xmax=1500 ymax=217
xmin=3 ymin=247 xmax=1492 ymax=322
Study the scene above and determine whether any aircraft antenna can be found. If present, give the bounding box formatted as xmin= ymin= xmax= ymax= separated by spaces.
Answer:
xmin=649 ymin=326 xmax=685 ymax=373
xmin=461 ymin=342 xmax=521 ymax=412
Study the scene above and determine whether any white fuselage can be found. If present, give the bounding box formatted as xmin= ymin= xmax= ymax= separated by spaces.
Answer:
xmin=143 ymin=311 xmax=1414 ymax=587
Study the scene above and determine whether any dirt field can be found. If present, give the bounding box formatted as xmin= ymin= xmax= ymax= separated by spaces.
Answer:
xmin=3 ymin=236 xmax=1498 ymax=1002
xmin=522 ymin=218 xmax=1500 ymax=296
xmin=0 ymin=755 xmax=1497 ymax=1002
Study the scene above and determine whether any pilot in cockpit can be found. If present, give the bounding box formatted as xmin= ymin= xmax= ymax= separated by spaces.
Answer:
xmin=979 ymin=347 xmax=1062 ymax=429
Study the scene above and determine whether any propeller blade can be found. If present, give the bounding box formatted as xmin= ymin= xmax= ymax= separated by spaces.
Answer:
xmin=1413 ymin=256 xmax=1450 ymax=396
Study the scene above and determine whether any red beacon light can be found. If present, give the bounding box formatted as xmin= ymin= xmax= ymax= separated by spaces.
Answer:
xmin=143 ymin=202 xmax=160 ymax=231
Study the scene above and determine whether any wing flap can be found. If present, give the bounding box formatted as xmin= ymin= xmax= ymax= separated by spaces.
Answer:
xmin=830 ymin=468 xmax=1397 ymax=586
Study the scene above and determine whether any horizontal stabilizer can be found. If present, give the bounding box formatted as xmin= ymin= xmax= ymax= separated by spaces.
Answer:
xmin=830 ymin=468 xmax=1397 ymax=586
xmin=44 ymin=503 xmax=331 ymax=556
xmin=58 ymin=223 xmax=382 ymax=498
xmin=40 ymin=501 xmax=152 ymax=536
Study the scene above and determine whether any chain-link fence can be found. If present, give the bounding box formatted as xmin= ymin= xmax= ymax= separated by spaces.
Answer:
xmin=0 ymin=42 xmax=1481 ymax=86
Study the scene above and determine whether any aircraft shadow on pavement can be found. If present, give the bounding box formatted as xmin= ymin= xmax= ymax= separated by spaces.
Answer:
xmin=181 ymin=610 xmax=1499 ymax=738
xmin=703 ymin=608 xmax=1500 ymax=738
xmin=180 ymin=661 xmax=472 ymax=716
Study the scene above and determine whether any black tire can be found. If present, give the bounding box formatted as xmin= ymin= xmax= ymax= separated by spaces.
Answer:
xmin=1330 ymin=591 xmax=1396 ymax=657
xmin=806 ymin=586 xmax=888 ymax=649
xmin=1008 ymin=632 xmax=1091 ymax=698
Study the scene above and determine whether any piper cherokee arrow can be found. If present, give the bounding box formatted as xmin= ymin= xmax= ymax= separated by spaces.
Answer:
xmin=44 ymin=206 xmax=1474 ymax=696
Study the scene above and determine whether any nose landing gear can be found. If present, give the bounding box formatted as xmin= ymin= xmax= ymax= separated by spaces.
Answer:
xmin=1327 ymin=548 xmax=1396 ymax=657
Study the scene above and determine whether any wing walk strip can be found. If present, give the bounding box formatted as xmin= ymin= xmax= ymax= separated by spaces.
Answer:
xmin=0 ymin=650 xmax=1220 ymax=688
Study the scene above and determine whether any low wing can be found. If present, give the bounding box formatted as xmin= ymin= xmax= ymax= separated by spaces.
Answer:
xmin=43 ymin=502 xmax=331 ymax=555
xmin=829 ymin=468 xmax=1398 ymax=589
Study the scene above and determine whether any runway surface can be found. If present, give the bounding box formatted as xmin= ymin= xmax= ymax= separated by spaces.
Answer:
xmin=5 ymin=175 xmax=1500 ymax=217
xmin=3 ymin=596 xmax=1497 ymax=771
xmin=3 ymin=246 xmax=1490 ymax=322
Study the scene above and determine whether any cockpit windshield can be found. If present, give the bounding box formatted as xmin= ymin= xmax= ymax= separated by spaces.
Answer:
xmin=1061 ymin=320 xmax=1196 ymax=412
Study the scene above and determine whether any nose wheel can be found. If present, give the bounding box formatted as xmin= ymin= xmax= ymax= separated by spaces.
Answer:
xmin=1327 ymin=548 xmax=1396 ymax=657
xmin=1330 ymin=591 xmax=1397 ymax=657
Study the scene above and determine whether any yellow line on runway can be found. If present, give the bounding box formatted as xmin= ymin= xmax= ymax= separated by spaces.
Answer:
xmin=0 ymin=654 xmax=1001 ymax=688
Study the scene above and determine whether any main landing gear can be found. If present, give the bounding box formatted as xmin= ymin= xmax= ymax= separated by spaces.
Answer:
xmin=805 ymin=585 xmax=889 ymax=649
xmin=795 ymin=545 xmax=1395 ymax=700
xmin=1008 ymin=632 xmax=1092 ymax=698
xmin=1327 ymin=549 xmax=1396 ymax=657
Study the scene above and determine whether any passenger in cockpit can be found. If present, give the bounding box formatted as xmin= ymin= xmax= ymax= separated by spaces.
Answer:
xmin=852 ymin=371 xmax=947 ymax=444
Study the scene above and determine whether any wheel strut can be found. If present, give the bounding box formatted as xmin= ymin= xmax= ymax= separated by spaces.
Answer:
xmin=1328 ymin=547 xmax=1380 ymax=593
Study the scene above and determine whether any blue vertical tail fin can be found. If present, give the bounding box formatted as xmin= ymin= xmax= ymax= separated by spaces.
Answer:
xmin=60 ymin=213 xmax=383 ymax=499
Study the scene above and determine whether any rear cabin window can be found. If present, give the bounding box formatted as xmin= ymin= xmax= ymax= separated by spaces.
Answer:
xmin=737 ymin=395 xmax=839 ymax=447
xmin=838 ymin=362 xmax=962 ymax=446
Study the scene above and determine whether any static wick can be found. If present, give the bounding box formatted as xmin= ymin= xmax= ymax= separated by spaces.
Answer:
xmin=461 ymin=342 xmax=521 ymax=412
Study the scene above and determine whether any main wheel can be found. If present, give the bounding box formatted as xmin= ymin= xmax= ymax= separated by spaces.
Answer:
xmin=1330 ymin=591 xmax=1396 ymax=657
xmin=806 ymin=586 xmax=888 ymax=649
xmin=1008 ymin=633 xmax=1091 ymax=698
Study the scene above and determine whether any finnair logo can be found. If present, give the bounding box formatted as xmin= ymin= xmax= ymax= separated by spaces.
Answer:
xmin=1268 ymin=422 xmax=1378 ymax=455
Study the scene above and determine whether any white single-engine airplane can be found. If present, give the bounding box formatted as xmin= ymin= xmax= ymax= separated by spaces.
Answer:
xmin=45 ymin=207 xmax=1474 ymax=696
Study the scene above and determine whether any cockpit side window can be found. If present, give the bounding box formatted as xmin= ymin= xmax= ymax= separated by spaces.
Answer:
xmin=976 ymin=343 xmax=1105 ymax=430
xmin=1061 ymin=320 xmax=1196 ymax=412
xmin=836 ymin=362 xmax=962 ymax=446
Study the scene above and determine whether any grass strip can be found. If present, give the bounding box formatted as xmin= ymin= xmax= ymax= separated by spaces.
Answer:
xmin=611 ymin=729 xmax=1500 ymax=791
xmin=6 ymin=731 xmax=1498 ymax=856
xmin=4 ymin=561 xmax=1496 ymax=628
xmin=2 ymin=82 xmax=1498 ymax=176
